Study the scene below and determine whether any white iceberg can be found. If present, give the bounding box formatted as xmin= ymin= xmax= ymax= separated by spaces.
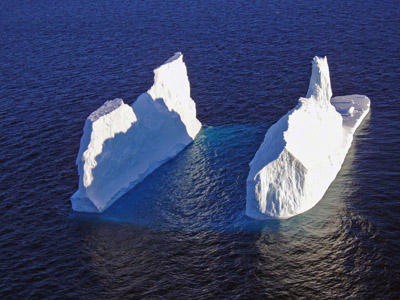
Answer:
xmin=246 ymin=57 xmax=370 ymax=219
xmin=71 ymin=53 xmax=202 ymax=213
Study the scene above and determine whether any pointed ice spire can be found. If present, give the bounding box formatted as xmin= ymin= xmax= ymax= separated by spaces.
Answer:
xmin=306 ymin=56 xmax=332 ymax=106
xmin=148 ymin=52 xmax=200 ymax=139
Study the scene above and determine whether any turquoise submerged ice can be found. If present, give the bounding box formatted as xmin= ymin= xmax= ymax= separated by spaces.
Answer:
xmin=71 ymin=53 xmax=201 ymax=213
xmin=246 ymin=57 xmax=370 ymax=219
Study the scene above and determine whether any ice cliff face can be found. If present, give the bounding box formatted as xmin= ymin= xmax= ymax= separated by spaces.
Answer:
xmin=71 ymin=53 xmax=201 ymax=213
xmin=246 ymin=57 xmax=370 ymax=219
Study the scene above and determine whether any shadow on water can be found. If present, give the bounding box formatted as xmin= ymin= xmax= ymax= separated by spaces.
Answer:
xmin=68 ymin=119 xmax=393 ymax=299
xmin=71 ymin=124 xmax=266 ymax=230
xmin=70 ymin=120 xmax=368 ymax=235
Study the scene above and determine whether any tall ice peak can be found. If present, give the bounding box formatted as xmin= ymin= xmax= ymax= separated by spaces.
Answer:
xmin=71 ymin=53 xmax=201 ymax=213
xmin=246 ymin=56 xmax=370 ymax=219
xmin=148 ymin=52 xmax=199 ymax=139
xmin=306 ymin=56 xmax=332 ymax=106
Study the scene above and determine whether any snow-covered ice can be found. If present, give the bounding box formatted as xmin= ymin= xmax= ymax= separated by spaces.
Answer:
xmin=246 ymin=57 xmax=370 ymax=219
xmin=71 ymin=53 xmax=201 ymax=213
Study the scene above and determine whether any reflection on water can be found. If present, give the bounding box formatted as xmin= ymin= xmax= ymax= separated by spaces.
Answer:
xmin=71 ymin=120 xmax=393 ymax=298
xmin=77 ymin=221 xmax=264 ymax=299
xmin=251 ymin=114 xmax=387 ymax=298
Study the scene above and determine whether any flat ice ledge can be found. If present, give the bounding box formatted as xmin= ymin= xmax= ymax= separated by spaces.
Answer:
xmin=331 ymin=95 xmax=370 ymax=131
xmin=163 ymin=52 xmax=183 ymax=64
xmin=87 ymin=98 xmax=125 ymax=122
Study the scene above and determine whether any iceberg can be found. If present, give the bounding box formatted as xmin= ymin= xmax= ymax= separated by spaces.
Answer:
xmin=246 ymin=57 xmax=370 ymax=219
xmin=71 ymin=53 xmax=202 ymax=213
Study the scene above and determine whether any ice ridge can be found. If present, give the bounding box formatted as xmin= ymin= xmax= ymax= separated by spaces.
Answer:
xmin=71 ymin=53 xmax=201 ymax=213
xmin=246 ymin=57 xmax=370 ymax=219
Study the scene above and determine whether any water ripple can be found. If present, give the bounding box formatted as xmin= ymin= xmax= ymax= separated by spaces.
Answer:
xmin=0 ymin=0 xmax=399 ymax=298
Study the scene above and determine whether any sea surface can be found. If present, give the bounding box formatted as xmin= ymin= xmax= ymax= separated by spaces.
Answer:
xmin=1 ymin=0 xmax=399 ymax=299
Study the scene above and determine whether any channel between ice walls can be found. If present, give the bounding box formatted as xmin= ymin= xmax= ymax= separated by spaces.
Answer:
xmin=71 ymin=53 xmax=202 ymax=213
xmin=246 ymin=57 xmax=370 ymax=219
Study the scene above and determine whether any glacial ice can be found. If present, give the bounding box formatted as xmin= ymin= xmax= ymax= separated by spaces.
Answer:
xmin=246 ymin=57 xmax=370 ymax=219
xmin=71 ymin=53 xmax=201 ymax=213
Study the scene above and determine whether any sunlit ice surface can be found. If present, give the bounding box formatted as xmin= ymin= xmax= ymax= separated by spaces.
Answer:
xmin=71 ymin=120 xmax=370 ymax=234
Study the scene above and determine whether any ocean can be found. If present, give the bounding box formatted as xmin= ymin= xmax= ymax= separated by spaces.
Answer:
xmin=0 ymin=0 xmax=399 ymax=298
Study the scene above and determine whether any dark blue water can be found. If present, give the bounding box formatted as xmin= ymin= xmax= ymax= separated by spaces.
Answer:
xmin=1 ymin=0 xmax=399 ymax=298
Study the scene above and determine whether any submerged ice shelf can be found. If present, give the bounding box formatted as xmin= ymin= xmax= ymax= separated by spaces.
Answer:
xmin=71 ymin=53 xmax=201 ymax=213
xmin=246 ymin=57 xmax=370 ymax=220
xmin=72 ymin=54 xmax=369 ymax=218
